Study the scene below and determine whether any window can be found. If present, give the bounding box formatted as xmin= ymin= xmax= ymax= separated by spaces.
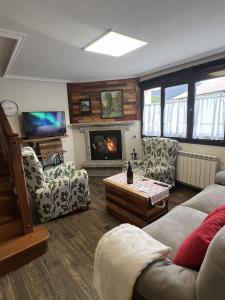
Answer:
xmin=193 ymin=77 xmax=225 ymax=140
xmin=142 ymin=87 xmax=161 ymax=136
xmin=140 ymin=58 xmax=225 ymax=145
xmin=164 ymin=84 xmax=188 ymax=138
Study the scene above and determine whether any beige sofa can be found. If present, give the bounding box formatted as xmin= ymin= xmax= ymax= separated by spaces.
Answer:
xmin=133 ymin=171 xmax=225 ymax=300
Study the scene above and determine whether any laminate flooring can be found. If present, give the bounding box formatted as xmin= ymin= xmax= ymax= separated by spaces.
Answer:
xmin=0 ymin=177 xmax=198 ymax=300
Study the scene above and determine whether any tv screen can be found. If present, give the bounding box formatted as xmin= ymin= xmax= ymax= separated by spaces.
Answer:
xmin=22 ymin=111 xmax=66 ymax=137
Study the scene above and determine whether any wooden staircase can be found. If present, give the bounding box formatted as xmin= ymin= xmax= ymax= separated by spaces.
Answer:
xmin=0 ymin=103 xmax=49 ymax=276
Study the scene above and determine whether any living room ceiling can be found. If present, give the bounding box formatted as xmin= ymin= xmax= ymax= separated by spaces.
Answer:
xmin=0 ymin=36 xmax=17 ymax=77
xmin=1 ymin=0 xmax=225 ymax=82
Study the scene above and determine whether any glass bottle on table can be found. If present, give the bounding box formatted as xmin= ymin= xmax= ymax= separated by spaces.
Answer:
xmin=127 ymin=161 xmax=133 ymax=184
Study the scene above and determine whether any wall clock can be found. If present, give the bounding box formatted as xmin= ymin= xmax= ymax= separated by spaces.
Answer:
xmin=1 ymin=100 xmax=18 ymax=116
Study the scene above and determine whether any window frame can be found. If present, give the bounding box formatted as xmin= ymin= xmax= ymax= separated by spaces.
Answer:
xmin=140 ymin=58 xmax=225 ymax=146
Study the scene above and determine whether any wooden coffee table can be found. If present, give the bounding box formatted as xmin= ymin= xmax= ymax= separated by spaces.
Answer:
xmin=103 ymin=172 xmax=171 ymax=228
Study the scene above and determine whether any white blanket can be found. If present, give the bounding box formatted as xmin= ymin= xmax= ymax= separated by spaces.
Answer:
xmin=93 ymin=223 xmax=171 ymax=300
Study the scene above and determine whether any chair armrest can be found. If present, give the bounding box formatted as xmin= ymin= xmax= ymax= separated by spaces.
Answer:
xmin=35 ymin=169 xmax=90 ymax=222
xmin=134 ymin=260 xmax=197 ymax=300
xmin=43 ymin=169 xmax=89 ymax=192
xmin=215 ymin=171 xmax=225 ymax=186
xmin=122 ymin=160 xmax=144 ymax=171
xmin=145 ymin=165 xmax=175 ymax=186
xmin=44 ymin=161 xmax=76 ymax=180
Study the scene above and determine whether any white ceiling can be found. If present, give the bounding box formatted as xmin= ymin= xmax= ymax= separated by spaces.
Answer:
xmin=1 ymin=0 xmax=225 ymax=82
xmin=0 ymin=36 xmax=17 ymax=76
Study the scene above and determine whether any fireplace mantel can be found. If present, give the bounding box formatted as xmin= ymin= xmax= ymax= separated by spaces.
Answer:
xmin=76 ymin=121 xmax=134 ymax=171
xmin=70 ymin=121 xmax=135 ymax=129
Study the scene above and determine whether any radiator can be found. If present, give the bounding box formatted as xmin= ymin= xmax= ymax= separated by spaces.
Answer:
xmin=176 ymin=151 xmax=218 ymax=189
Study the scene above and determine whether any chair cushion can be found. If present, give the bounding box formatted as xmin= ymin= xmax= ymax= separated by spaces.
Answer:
xmin=143 ymin=206 xmax=207 ymax=259
xmin=155 ymin=137 xmax=178 ymax=167
xmin=173 ymin=210 xmax=225 ymax=270
xmin=142 ymin=137 xmax=178 ymax=167
xmin=141 ymin=137 xmax=178 ymax=186
xmin=182 ymin=184 xmax=225 ymax=214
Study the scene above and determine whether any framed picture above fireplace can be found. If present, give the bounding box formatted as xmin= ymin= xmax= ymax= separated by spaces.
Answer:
xmin=100 ymin=90 xmax=123 ymax=118
xmin=80 ymin=99 xmax=92 ymax=115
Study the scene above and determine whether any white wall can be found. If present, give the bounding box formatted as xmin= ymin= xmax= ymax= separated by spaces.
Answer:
xmin=0 ymin=78 xmax=75 ymax=163
xmin=0 ymin=78 xmax=143 ymax=169
xmin=1 ymin=77 xmax=224 ymax=171
xmin=179 ymin=143 xmax=225 ymax=171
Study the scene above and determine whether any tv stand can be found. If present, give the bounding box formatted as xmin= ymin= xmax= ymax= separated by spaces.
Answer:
xmin=22 ymin=135 xmax=68 ymax=166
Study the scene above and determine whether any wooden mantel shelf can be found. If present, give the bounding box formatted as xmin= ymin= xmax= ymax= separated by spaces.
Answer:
xmin=70 ymin=121 xmax=136 ymax=129
xmin=22 ymin=135 xmax=68 ymax=143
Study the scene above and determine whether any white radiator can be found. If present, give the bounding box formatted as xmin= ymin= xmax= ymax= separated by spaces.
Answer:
xmin=176 ymin=151 xmax=218 ymax=189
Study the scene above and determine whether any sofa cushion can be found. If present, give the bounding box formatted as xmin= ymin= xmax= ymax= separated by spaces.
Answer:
xmin=173 ymin=210 xmax=225 ymax=269
xmin=143 ymin=206 xmax=207 ymax=259
xmin=215 ymin=171 xmax=225 ymax=186
xmin=182 ymin=184 xmax=225 ymax=214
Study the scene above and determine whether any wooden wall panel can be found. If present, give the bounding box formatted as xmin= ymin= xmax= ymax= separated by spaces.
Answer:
xmin=67 ymin=78 xmax=140 ymax=123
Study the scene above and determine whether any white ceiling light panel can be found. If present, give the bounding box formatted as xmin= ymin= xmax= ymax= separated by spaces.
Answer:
xmin=84 ymin=31 xmax=148 ymax=57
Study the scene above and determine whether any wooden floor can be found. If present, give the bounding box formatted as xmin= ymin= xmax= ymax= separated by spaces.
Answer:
xmin=0 ymin=177 xmax=198 ymax=300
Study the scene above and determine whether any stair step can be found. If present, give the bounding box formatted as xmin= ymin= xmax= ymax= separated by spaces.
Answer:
xmin=0 ymin=219 xmax=23 ymax=243
xmin=0 ymin=181 xmax=12 ymax=193
xmin=0 ymin=166 xmax=9 ymax=176
xmin=0 ymin=215 xmax=16 ymax=226
xmin=0 ymin=190 xmax=14 ymax=199
xmin=0 ymin=195 xmax=11 ymax=202
xmin=0 ymin=198 xmax=19 ymax=225
xmin=0 ymin=226 xmax=49 ymax=276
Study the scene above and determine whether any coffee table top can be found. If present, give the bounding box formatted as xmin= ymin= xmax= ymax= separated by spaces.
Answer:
xmin=103 ymin=172 xmax=170 ymax=205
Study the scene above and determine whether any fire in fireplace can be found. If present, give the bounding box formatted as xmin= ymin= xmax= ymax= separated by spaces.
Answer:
xmin=90 ymin=130 xmax=122 ymax=160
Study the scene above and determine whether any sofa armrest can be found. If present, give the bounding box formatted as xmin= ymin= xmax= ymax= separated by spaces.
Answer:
xmin=215 ymin=171 xmax=225 ymax=186
xmin=133 ymin=259 xmax=197 ymax=300
xmin=196 ymin=226 xmax=225 ymax=300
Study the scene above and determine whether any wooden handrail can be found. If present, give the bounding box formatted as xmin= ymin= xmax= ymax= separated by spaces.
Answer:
xmin=0 ymin=104 xmax=17 ymax=137
xmin=0 ymin=102 xmax=33 ymax=235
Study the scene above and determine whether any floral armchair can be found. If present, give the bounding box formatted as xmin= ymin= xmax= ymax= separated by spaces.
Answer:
xmin=123 ymin=137 xmax=178 ymax=186
xmin=21 ymin=146 xmax=90 ymax=223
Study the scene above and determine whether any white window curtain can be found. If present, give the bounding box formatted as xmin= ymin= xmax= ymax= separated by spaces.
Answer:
xmin=163 ymin=98 xmax=187 ymax=138
xmin=142 ymin=103 xmax=161 ymax=136
xmin=193 ymin=92 xmax=225 ymax=140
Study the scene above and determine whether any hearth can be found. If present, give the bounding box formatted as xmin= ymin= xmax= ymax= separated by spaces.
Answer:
xmin=90 ymin=130 xmax=122 ymax=160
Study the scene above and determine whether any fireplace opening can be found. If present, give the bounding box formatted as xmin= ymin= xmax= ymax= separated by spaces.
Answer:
xmin=90 ymin=130 xmax=122 ymax=160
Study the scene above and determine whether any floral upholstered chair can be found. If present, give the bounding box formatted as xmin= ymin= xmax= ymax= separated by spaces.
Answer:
xmin=123 ymin=137 xmax=178 ymax=186
xmin=22 ymin=146 xmax=90 ymax=223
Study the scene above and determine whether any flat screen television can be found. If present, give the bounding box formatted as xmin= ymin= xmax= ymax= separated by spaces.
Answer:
xmin=22 ymin=111 xmax=66 ymax=138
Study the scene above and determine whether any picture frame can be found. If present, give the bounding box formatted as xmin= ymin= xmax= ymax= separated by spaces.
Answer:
xmin=80 ymin=99 xmax=92 ymax=115
xmin=100 ymin=90 xmax=123 ymax=119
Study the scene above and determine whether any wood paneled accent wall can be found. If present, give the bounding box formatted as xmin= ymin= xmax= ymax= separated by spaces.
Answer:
xmin=67 ymin=78 xmax=140 ymax=123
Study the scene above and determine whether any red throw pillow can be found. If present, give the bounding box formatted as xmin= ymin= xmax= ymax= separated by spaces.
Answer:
xmin=204 ymin=204 xmax=225 ymax=222
xmin=173 ymin=210 xmax=225 ymax=269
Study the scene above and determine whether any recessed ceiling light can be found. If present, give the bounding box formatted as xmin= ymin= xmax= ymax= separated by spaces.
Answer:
xmin=84 ymin=30 xmax=148 ymax=57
